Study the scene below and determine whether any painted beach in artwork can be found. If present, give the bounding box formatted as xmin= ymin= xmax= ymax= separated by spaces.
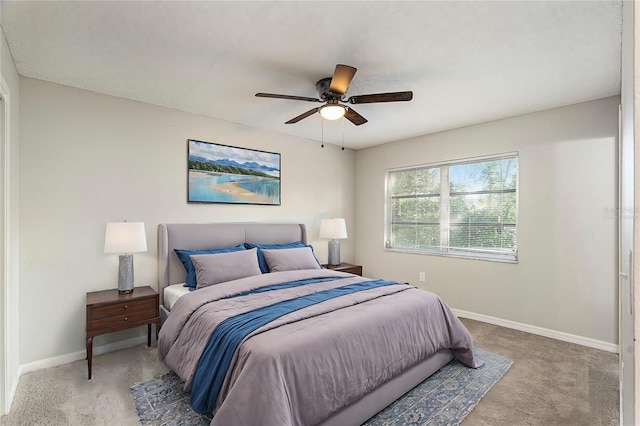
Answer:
xmin=188 ymin=140 xmax=281 ymax=205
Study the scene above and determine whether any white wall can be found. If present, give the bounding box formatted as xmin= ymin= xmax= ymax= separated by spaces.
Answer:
xmin=355 ymin=96 xmax=619 ymax=346
xmin=18 ymin=77 xmax=356 ymax=365
xmin=1 ymin=17 xmax=20 ymax=414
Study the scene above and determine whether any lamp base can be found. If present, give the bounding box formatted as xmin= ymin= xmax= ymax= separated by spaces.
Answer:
xmin=118 ymin=254 xmax=135 ymax=293
xmin=327 ymin=240 xmax=341 ymax=266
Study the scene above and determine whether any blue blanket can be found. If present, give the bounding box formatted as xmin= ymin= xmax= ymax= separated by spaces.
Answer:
xmin=190 ymin=278 xmax=399 ymax=414
xmin=227 ymin=276 xmax=342 ymax=299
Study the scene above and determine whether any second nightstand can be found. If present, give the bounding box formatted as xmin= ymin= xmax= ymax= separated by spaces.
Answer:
xmin=322 ymin=262 xmax=363 ymax=276
xmin=85 ymin=286 xmax=160 ymax=379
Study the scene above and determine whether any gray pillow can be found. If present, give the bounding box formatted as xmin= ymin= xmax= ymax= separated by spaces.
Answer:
xmin=261 ymin=246 xmax=322 ymax=272
xmin=191 ymin=248 xmax=262 ymax=289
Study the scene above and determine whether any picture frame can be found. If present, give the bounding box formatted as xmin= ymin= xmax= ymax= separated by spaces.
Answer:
xmin=187 ymin=139 xmax=281 ymax=205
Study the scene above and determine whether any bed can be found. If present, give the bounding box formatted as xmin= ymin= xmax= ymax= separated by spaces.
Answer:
xmin=157 ymin=222 xmax=480 ymax=426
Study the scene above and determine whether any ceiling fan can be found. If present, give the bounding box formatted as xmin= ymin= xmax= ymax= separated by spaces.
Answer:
xmin=255 ymin=64 xmax=413 ymax=126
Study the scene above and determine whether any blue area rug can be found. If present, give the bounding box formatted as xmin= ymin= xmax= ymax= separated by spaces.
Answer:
xmin=131 ymin=348 xmax=511 ymax=426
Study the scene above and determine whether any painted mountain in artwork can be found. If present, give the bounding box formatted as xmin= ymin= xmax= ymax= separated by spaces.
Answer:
xmin=189 ymin=155 xmax=279 ymax=177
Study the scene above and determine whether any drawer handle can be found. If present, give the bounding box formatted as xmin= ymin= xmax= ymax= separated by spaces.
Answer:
xmin=123 ymin=305 xmax=128 ymax=310
xmin=124 ymin=317 xmax=128 ymax=321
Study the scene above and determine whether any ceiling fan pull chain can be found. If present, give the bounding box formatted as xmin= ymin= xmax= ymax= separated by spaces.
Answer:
xmin=321 ymin=114 xmax=324 ymax=148
xmin=341 ymin=116 xmax=345 ymax=150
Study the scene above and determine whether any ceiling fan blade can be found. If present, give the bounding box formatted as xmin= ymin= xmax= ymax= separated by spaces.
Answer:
xmin=329 ymin=64 xmax=357 ymax=95
xmin=346 ymin=91 xmax=413 ymax=104
xmin=285 ymin=107 xmax=320 ymax=124
xmin=256 ymin=93 xmax=321 ymax=103
xmin=344 ymin=107 xmax=368 ymax=126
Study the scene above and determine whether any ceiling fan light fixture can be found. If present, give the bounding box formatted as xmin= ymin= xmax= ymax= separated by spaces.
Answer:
xmin=320 ymin=104 xmax=346 ymax=120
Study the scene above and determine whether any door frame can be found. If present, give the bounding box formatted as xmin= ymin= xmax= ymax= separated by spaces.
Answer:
xmin=620 ymin=1 xmax=635 ymax=425
xmin=0 ymin=71 xmax=17 ymax=416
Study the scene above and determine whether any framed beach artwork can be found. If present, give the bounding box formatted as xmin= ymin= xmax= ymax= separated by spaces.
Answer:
xmin=187 ymin=139 xmax=281 ymax=205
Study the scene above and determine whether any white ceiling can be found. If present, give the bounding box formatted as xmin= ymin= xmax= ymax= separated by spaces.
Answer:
xmin=0 ymin=1 xmax=622 ymax=150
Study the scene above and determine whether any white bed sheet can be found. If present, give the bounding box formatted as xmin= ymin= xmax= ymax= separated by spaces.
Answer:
xmin=164 ymin=283 xmax=190 ymax=311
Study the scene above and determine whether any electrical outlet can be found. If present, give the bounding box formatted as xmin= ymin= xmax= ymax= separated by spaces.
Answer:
xmin=419 ymin=272 xmax=426 ymax=282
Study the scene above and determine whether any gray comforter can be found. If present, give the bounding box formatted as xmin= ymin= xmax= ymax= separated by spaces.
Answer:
xmin=159 ymin=269 xmax=480 ymax=426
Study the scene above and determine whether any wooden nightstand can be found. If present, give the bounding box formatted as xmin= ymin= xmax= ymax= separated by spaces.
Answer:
xmin=85 ymin=286 xmax=160 ymax=379
xmin=322 ymin=262 xmax=363 ymax=276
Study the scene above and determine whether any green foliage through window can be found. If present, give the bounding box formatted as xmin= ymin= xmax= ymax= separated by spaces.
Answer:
xmin=386 ymin=155 xmax=518 ymax=261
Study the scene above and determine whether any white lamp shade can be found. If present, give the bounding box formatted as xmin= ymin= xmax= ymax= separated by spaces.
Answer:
xmin=319 ymin=218 xmax=348 ymax=239
xmin=104 ymin=222 xmax=148 ymax=253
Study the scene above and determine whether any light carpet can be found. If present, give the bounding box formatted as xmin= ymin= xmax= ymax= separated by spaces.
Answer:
xmin=131 ymin=348 xmax=511 ymax=426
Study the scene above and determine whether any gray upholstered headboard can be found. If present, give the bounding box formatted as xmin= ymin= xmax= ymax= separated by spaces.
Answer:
xmin=157 ymin=223 xmax=307 ymax=309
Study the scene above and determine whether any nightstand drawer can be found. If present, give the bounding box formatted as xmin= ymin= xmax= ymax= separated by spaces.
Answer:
xmin=88 ymin=308 xmax=158 ymax=331
xmin=89 ymin=298 xmax=156 ymax=320
xmin=338 ymin=265 xmax=362 ymax=275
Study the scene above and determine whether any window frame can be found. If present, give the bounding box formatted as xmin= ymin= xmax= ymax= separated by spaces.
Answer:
xmin=384 ymin=152 xmax=519 ymax=263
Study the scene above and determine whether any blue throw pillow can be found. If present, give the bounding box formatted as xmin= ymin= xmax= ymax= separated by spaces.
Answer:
xmin=244 ymin=241 xmax=308 ymax=273
xmin=175 ymin=244 xmax=246 ymax=288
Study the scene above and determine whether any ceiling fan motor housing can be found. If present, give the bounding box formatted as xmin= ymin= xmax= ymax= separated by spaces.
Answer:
xmin=316 ymin=77 xmax=343 ymax=101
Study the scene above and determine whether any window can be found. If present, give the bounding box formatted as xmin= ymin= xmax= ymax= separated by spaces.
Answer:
xmin=386 ymin=153 xmax=518 ymax=262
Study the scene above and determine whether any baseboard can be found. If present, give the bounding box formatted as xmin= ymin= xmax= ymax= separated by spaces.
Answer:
xmin=18 ymin=335 xmax=148 ymax=376
xmin=453 ymin=308 xmax=619 ymax=354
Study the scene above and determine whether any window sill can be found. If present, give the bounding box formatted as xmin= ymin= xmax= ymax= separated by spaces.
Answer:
xmin=383 ymin=247 xmax=518 ymax=264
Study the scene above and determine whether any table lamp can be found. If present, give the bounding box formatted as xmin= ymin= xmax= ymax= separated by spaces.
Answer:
xmin=104 ymin=222 xmax=147 ymax=293
xmin=319 ymin=218 xmax=347 ymax=266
